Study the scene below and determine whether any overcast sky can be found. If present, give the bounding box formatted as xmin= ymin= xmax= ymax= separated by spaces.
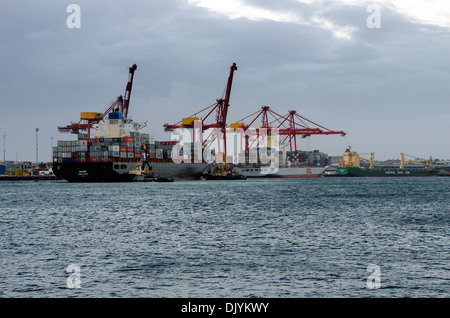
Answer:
xmin=1 ymin=0 xmax=450 ymax=162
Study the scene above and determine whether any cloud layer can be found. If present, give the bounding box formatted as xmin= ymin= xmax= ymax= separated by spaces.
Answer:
xmin=1 ymin=0 xmax=449 ymax=161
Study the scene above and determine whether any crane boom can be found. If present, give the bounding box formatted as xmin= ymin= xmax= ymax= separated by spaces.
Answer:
xmin=163 ymin=63 xmax=238 ymax=169
xmin=231 ymin=105 xmax=346 ymax=151
xmin=122 ymin=64 xmax=137 ymax=120
xmin=400 ymin=153 xmax=434 ymax=169
xmin=359 ymin=153 xmax=375 ymax=169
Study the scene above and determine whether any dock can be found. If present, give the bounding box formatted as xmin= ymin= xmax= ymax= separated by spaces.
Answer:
xmin=0 ymin=175 xmax=59 ymax=181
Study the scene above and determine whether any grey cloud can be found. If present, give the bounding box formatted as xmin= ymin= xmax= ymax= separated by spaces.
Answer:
xmin=0 ymin=0 xmax=449 ymax=161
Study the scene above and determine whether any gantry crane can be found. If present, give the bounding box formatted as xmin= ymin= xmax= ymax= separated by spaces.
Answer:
xmin=230 ymin=105 xmax=346 ymax=152
xmin=163 ymin=63 xmax=238 ymax=166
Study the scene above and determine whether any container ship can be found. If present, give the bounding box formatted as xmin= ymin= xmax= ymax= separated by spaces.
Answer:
xmin=237 ymin=148 xmax=329 ymax=178
xmin=53 ymin=64 xmax=211 ymax=182
xmin=335 ymin=146 xmax=440 ymax=177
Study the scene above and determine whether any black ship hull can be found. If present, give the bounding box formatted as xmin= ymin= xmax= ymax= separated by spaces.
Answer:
xmin=53 ymin=162 xmax=136 ymax=182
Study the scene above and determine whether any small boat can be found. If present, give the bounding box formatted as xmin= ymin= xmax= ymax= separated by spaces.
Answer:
xmin=134 ymin=175 xmax=157 ymax=182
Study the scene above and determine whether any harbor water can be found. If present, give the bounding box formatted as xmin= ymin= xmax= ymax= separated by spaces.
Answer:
xmin=0 ymin=177 xmax=449 ymax=298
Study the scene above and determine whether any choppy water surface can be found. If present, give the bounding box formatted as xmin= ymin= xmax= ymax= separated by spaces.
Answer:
xmin=0 ymin=177 xmax=449 ymax=297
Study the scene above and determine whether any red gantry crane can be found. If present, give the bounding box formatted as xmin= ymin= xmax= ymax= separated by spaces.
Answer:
xmin=163 ymin=63 xmax=238 ymax=165
xmin=230 ymin=105 xmax=346 ymax=152
xmin=58 ymin=64 xmax=138 ymax=140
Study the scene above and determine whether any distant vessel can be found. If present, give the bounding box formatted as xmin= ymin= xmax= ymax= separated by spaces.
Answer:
xmin=239 ymin=166 xmax=326 ymax=178
xmin=237 ymin=149 xmax=328 ymax=178
xmin=53 ymin=64 xmax=211 ymax=182
xmin=335 ymin=146 xmax=439 ymax=177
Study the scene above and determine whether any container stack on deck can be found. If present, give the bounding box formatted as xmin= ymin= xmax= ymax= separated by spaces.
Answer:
xmin=52 ymin=133 xmax=193 ymax=164
xmin=53 ymin=134 xmax=144 ymax=164
xmin=153 ymin=141 xmax=179 ymax=160
xmin=285 ymin=150 xmax=329 ymax=167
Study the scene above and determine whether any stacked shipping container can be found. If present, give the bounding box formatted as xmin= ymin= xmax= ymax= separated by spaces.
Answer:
xmin=236 ymin=149 xmax=329 ymax=167
xmin=286 ymin=150 xmax=329 ymax=166
xmin=53 ymin=134 xmax=144 ymax=163
xmin=52 ymin=132 xmax=189 ymax=163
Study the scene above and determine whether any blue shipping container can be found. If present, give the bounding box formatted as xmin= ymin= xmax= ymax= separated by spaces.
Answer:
xmin=0 ymin=165 xmax=6 ymax=175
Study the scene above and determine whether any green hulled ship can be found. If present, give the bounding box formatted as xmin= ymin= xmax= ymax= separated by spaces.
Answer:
xmin=336 ymin=166 xmax=439 ymax=177
xmin=335 ymin=146 xmax=439 ymax=177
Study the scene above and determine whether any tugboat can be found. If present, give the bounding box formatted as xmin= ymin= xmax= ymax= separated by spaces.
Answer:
xmin=202 ymin=171 xmax=247 ymax=180
xmin=130 ymin=161 xmax=157 ymax=182
xmin=131 ymin=156 xmax=174 ymax=182
xmin=202 ymin=166 xmax=247 ymax=180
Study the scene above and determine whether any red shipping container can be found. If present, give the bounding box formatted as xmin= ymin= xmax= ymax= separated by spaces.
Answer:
xmin=127 ymin=147 xmax=134 ymax=152
xmin=120 ymin=147 xmax=127 ymax=152
xmin=89 ymin=157 xmax=95 ymax=162
xmin=123 ymin=137 xmax=134 ymax=142
xmin=134 ymin=153 xmax=141 ymax=158
xmin=149 ymin=154 xmax=156 ymax=159
xmin=95 ymin=138 xmax=100 ymax=142
xmin=99 ymin=157 xmax=104 ymax=162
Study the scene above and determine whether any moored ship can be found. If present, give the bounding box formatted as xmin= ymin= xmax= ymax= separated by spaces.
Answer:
xmin=237 ymin=149 xmax=328 ymax=178
xmin=53 ymin=64 xmax=211 ymax=182
xmin=335 ymin=146 xmax=439 ymax=177
xmin=239 ymin=166 xmax=326 ymax=178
